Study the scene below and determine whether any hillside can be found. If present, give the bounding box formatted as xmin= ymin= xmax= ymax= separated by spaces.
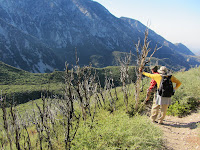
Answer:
xmin=2 ymin=58 xmax=200 ymax=105
xmin=0 ymin=61 xmax=65 ymax=104
xmin=0 ymin=61 xmax=136 ymax=104
xmin=0 ymin=0 xmax=199 ymax=72
xmin=0 ymin=59 xmax=138 ymax=86
xmin=0 ymin=64 xmax=199 ymax=149
xmin=0 ymin=61 xmax=63 ymax=85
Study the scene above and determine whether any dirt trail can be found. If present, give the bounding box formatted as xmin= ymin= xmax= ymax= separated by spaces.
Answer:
xmin=157 ymin=112 xmax=200 ymax=150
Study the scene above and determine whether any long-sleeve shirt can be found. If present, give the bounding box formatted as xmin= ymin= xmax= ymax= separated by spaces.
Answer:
xmin=149 ymin=72 xmax=159 ymax=90
xmin=143 ymin=72 xmax=182 ymax=90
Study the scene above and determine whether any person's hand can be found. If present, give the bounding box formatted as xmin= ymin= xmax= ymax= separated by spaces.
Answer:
xmin=139 ymin=67 xmax=143 ymax=73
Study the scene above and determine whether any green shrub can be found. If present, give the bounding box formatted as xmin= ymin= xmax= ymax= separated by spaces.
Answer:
xmin=72 ymin=112 xmax=164 ymax=150
xmin=167 ymin=101 xmax=189 ymax=117
xmin=167 ymin=96 xmax=199 ymax=117
xmin=184 ymin=96 xmax=199 ymax=111
xmin=167 ymin=67 xmax=200 ymax=117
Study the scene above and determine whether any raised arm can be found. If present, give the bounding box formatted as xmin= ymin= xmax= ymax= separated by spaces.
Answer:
xmin=142 ymin=72 xmax=158 ymax=80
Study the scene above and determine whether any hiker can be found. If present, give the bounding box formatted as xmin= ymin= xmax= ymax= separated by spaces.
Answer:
xmin=145 ymin=66 xmax=159 ymax=103
xmin=139 ymin=66 xmax=181 ymax=124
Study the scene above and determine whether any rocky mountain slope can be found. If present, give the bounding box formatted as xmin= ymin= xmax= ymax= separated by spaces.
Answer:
xmin=0 ymin=0 xmax=199 ymax=72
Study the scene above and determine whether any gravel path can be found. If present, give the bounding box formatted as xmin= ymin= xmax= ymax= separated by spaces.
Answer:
xmin=157 ymin=111 xmax=200 ymax=150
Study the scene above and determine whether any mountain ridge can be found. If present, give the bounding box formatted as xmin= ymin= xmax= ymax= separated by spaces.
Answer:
xmin=0 ymin=0 xmax=199 ymax=72
xmin=174 ymin=43 xmax=195 ymax=56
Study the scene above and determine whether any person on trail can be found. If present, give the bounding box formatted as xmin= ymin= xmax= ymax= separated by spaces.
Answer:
xmin=145 ymin=66 xmax=159 ymax=103
xmin=140 ymin=66 xmax=181 ymax=124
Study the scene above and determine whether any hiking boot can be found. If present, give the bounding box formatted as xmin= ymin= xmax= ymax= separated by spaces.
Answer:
xmin=158 ymin=121 xmax=164 ymax=125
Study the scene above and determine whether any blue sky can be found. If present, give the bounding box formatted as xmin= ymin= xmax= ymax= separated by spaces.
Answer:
xmin=94 ymin=0 xmax=200 ymax=53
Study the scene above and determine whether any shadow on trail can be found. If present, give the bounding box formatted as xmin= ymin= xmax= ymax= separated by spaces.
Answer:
xmin=161 ymin=121 xmax=200 ymax=129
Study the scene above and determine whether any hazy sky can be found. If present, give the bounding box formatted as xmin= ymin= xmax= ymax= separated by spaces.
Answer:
xmin=94 ymin=0 xmax=200 ymax=53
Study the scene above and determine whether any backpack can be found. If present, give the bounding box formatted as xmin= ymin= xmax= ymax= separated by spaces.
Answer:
xmin=158 ymin=75 xmax=174 ymax=97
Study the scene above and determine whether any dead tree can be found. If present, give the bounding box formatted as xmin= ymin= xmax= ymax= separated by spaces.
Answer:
xmin=62 ymin=62 xmax=81 ymax=149
xmin=32 ymin=102 xmax=43 ymax=150
xmin=104 ymin=71 xmax=116 ymax=112
xmin=119 ymin=52 xmax=132 ymax=112
xmin=0 ymin=95 xmax=13 ymax=150
xmin=21 ymin=117 xmax=32 ymax=150
xmin=73 ymin=51 xmax=99 ymax=122
xmin=96 ymin=76 xmax=106 ymax=106
xmin=33 ymin=93 xmax=57 ymax=150
xmin=10 ymin=101 xmax=21 ymax=150
xmin=134 ymin=28 xmax=161 ymax=110
xmin=0 ymin=92 xmax=32 ymax=150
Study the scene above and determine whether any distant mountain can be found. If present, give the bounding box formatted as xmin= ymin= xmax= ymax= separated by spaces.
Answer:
xmin=0 ymin=18 xmax=63 ymax=72
xmin=0 ymin=0 xmax=199 ymax=72
xmin=120 ymin=17 xmax=200 ymax=69
xmin=174 ymin=43 xmax=195 ymax=56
